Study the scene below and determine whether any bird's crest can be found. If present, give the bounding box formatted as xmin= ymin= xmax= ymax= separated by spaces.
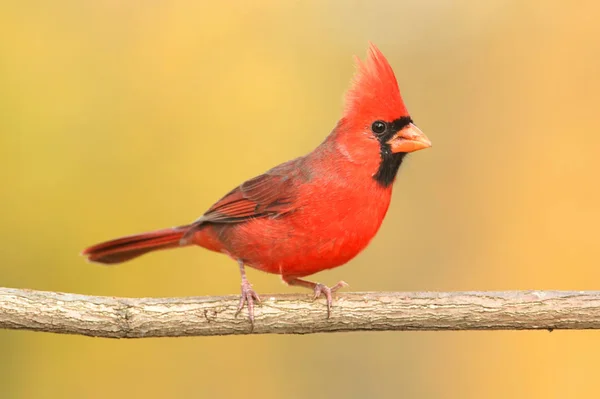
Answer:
xmin=343 ymin=42 xmax=409 ymax=124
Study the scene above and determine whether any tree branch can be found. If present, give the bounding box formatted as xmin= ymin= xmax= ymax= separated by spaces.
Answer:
xmin=1 ymin=287 xmax=599 ymax=337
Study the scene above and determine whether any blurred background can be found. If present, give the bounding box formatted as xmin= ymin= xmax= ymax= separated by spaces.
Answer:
xmin=1 ymin=0 xmax=599 ymax=397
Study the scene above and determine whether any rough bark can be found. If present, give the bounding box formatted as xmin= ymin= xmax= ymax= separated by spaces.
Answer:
xmin=1 ymin=288 xmax=599 ymax=337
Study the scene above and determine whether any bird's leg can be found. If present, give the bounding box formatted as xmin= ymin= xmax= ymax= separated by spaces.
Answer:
xmin=283 ymin=276 xmax=348 ymax=317
xmin=236 ymin=259 xmax=261 ymax=326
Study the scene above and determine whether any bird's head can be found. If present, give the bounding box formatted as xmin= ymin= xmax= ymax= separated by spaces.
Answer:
xmin=335 ymin=42 xmax=431 ymax=187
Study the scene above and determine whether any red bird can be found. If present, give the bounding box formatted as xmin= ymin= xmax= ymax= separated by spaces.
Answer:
xmin=82 ymin=43 xmax=431 ymax=323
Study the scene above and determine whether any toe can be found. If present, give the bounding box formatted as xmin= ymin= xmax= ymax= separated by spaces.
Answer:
xmin=246 ymin=296 xmax=255 ymax=324
xmin=312 ymin=283 xmax=326 ymax=300
xmin=324 ymin=290 xmax=333 ymax=318
xmin=252 ymin=290 xmax=261 ymax=302
xmin=235 ymin=295 xmax=246 ymax=316
xmin=331 ymin=281 xmax=349 ymax=292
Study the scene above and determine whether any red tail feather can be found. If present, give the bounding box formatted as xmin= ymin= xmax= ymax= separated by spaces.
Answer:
xmin=82 ymin=226 xmax=191 ymax=264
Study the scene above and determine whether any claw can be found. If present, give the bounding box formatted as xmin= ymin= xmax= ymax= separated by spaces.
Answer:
xmin=313 ymin=281 xmax=348 ymax=317
xmin=236 ymin=279 xmax=261 ymax=327
xmin=284 ymin=276 xmax=348 ymax=318
xmin=235 ymin=259 xmax=261 ymax=330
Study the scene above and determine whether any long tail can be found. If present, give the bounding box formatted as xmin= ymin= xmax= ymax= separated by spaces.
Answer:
xmin=81 ymin=225 xmax=192 ymax=264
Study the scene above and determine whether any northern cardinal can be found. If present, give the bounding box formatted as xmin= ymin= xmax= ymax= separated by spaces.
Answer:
xmin=82 ymin=43 xmax=431 ymax=324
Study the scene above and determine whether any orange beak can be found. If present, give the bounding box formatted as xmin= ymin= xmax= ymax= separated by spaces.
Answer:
xmin=388 ymin=123 xmax=431 ymax=153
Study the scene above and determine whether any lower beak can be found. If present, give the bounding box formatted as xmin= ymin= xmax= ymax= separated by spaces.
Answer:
xmin=388 ymin=123 xmax=431 ymax=153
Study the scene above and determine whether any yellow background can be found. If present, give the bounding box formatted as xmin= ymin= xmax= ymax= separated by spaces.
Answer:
xmin=1 ymin=1 xmax=599 ymax=398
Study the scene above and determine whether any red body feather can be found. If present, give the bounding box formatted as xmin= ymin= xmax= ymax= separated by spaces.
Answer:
xmin=82 ymin=43 xmax=431 ymax=321
xmin=191 ymin=148 xmax=394 ymax=278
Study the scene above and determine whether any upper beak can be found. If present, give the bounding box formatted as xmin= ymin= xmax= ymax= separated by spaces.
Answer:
xmin=388 ymin=123 xmax=431 ymax=154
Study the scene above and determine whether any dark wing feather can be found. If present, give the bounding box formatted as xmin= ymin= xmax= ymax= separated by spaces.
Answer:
xmin=198 ymin=157 xmax=308 ymax=224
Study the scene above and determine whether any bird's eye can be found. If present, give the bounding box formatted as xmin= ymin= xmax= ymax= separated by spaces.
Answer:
xmin=371 ymin=121 xmax=386 ymax=134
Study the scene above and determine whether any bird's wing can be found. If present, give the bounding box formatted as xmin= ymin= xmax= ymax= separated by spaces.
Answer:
xmin=198 ymin=157 xmax=308 ymax=224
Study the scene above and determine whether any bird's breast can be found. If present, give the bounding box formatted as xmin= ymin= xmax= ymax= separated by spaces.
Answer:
xmin=212 ymin=179 xmax=394 ymax=278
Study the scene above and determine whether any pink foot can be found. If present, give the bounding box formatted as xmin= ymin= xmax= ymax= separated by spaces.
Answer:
xmin=312 ymin=281 xmax=349 ymax=317
xmin=236 ymin=279 xmax=261 ymax=326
